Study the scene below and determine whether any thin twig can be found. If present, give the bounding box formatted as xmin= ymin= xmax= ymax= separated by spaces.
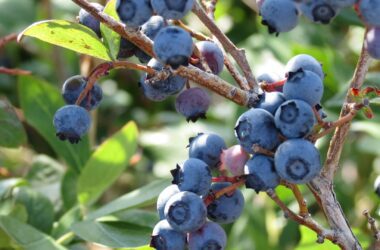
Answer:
xmin=204 ymin=177 xmax=246 ymax=206
xmin=363 ymin=210 xmax=380 ymax=241
xmin=0 ymin=33 xmax=17 ymax=49
xmin=0 ymin=67 xmax=31 ymax=76
xmin=281 ymin=181 xmax=309 ymax=217
xmin=267 ymin=189 xmax=339 ymax=246
xmin=192 ymin=1 xmax=257 ymax=90
xmin=172 ymin=20 xmax=210 ymax=41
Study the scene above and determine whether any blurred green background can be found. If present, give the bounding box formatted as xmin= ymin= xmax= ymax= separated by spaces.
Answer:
xmin=0 ymin=0 xmax=379 ymax=249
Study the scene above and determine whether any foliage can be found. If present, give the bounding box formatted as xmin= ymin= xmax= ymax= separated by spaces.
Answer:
xmin=0 ymin=0 xmax=379 ymax=249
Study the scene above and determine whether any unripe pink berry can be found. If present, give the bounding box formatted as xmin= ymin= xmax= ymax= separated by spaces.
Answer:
xmin=221 ymin=145 xmax=249 ymax=176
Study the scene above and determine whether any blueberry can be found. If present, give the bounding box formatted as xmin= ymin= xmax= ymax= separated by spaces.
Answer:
xmin=170 ymin=158 xmax=212 ymax=196
xmin=235 ymin=108 xmax=280 ymax=154
xmin=315 ymin=103 xmax=328 ymax=119
xmin=195 ymin=41 xmax=224 ymax=75
xmin=260 ymin=0 xmax=299 ymax=34
xmin=139 ymin=58 xmax=186 ymax=101
xmin=274 ymin=139 xmax=321 ymax=184
xmin=207 ymin=182 xmax=245 ymax=224
xmin=375 ymin=176 xmax=380 ymax=197
xmin=285 ymin=54 xmax=324 ymax=80
xmin=116 ymin=0 xmax=153 ymax=28
xmin=78 ymin=2 xmax=104 ymax=37
xmin=274 ymin=99 xmax=316 ymax=139
xmin=188 ymin=221 xmax=227 ymax=250
xmin=188 ymin=133 xmax=227 ymax=169
xmin=255 ymin=92 xmax=286 ymax=115
xmin=134 ymin=16 xmax=167 ymax=63
xmin=53 ymin=105 xmax=91 ymax=144
xmin=359 ymin=0 xmax=380 ymax=26
xmin=330 ymin=0 xmax=356 ymax=8
xmin=300 ymin=0 xmax=340 ymax=24
xmin=164 ymin=191 xmax=207 ymax=233
xmin=117 ymin=38 xmax=137 ymax=59
xmin=283 ymin=69 xmax=324 ymax=106
xmin=157 ymin=185 xmax=181 ymax=220
xmin=221 ymin=145 xmax=249 ymax=176
xmin=175 ymin=87 xmax=211 ymax=122
xmin=365 ymin=27 xmax=380 ymax=60
xmin=151 ymin=0 xmax=194 ymax=20
xmin=153 ymin=26 xmax=193 ymax=69
xmin=62 ymin=75 xmax=103 ymax=110
xmin=244 ymin=154 xmax=280 ymax=192
xmin=150 ymin=219 xmax=186 ymax=250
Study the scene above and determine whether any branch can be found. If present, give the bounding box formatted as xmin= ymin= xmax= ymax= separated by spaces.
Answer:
xmin=266 ymin=189 xmax=338 ymax=246
xmin=306 ymin=31 xmax=371 ymax=250
xmin=0 ymin=33 xmax=17 ymax=49
xmin=192 ymin=1 xmax=258 ymax=90
xmin=281 ymin=181 xmax=309 ymax=218
xmin=363 ymin=210 xmax=380 ymax=241
xmin=0 ymin=67 xmax=31 ymax=76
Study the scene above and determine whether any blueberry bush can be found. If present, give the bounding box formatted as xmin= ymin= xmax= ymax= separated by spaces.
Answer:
xmin=0 ymin=0 xmax=380 ymax=249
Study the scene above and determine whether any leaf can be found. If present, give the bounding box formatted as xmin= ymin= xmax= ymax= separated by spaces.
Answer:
xmin=52 ymin=206 xmax=81 ymax=239
xmin=87 ymin=179 xmax=170 ymax=220
xmin=61 ymin=169 xmax=79 ymax=210
xmin=77 ymin=121 xmax=138 ymax=205
xmin=14 ymin=187 xmax=55 ymax=234
xmin=100 ymin=0 xmax=121 ymax=60
xmin=72 ymin=220 xmax=152 ymax=248
xmin=18 ymin=75 xmax=90 ymax=172
xmin=0 ymin=98 xmax=27 ymax=148
xmin=295 ymin=227 xmax=339 ymax=250
xmin=19 ymin=20 xmax=112 ymax=61
xmin=0 ymin=215 xmax=66 ymax=250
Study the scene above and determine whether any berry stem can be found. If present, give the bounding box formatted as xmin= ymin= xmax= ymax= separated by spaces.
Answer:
xmin=0 ymin=33 xmax=17 ymax=49
xmin=172 ymin=20 xmax=210 ymax=41
xmin=192 ymin=1 xmax=258 ymax=90
xmin=266 ymin=189 xmax=339 ymax=247
xmin=204 ymin=177 xmax=246 ymax=206
xmin=252 ymin=144 xmax=275 ymax=157
xmin=281 ymin=181 xmax=309 ymax=218
xmin=0 ymin=67 xmax=31 ymax=76
xmin=260 ymin=79 xmax=287 ymax=92
xmin=362 ymin=210 xmax=380 ymax=241
xmin=193 ymin=44 xmax=213 ymax=74
xmin=212 ymin=176 xmax=244 ymax=183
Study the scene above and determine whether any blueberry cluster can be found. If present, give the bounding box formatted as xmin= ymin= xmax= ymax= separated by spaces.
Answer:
xmin=235 ymin=53 xmax=325 ymax=189
xmin=53 ymin=75 xmax=103 ymax=144
xmin=151 ymin=133 xmax=245 ymax=250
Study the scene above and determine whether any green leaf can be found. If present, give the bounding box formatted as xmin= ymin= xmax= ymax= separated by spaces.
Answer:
xmin=52 ymin=206 xmax=81 ymax=239
xmin=72 ymin=220 xmax=151 ymax=248
xmin=19 ymin=20 xmax=112 ymax=61
xmin=14 ymin=187 xmax=55 ymax=234
xmin=61 ymin=169 xmax=79 ymax=210
xmin=100 ymin=0 xmax=121 ymax=60
xmin=18 ymin=75 xmax=90 ymax=172
xmin=87 ymin=179 xmax=170 ymax=220
xmin=295 ymin=227 xmax=339 ymax=250
xmin=0 ymin=215 xmax=66 ymax=250
xmin=77 ymin=121 xmax=138 ymax=205
xmin=0 ymin=98 xmax=27 ymax=148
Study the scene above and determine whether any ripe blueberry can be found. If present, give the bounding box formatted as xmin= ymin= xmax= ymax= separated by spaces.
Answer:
xmin=274 ymin=139 xmax=321 ymax=184
xmin=283 ymin=69 xmax=324 ymax=106
xmin=170 ymin=158 xmax=212 ymax=196
xmin=359 ymin=0 xmax=380 ymax=26
xmin=151 ymin=0 xmax=194 ymax=20
xmin=53 ymin=105 xmax=91 ymax=144
xmin=195 ymin=41 xmax=224 ymax=75
xmin=255 ymin=92 xmax=286 ymax=115
xmin=188 ymin=133 xmax=227 ymax=169
xmin=285 ymin=54 xmax=324 ymax=80
xmin=116 ymin=0 xmax=153 ymax=28
xmin=175 ymin=87 xmax=210 ymax=122
xmin=301 ymin=1 xmax=340 ymax=24
xmin=274 ymin=99 xmax=316 ymax=139
xmin=188 ymin=221 xmax=227 ymax=250
xmin=207 ymin=182 xmax=245 ymax=224
xmin=365 ymin=27 xmax=380 ymax=60
xmin=164 ymin=191 xmax=207 ymax=233
xmin=235 ymin=108 xmax=280 ymax=154
xmin=245 ymin=154 xmax=280 ymax=192
xmin=157 ymin=185 xmax=180 ymax=220
xmin=153 ymin=26 xmax=193 ymax=69
xmin=150 ymin=219 xmax=186 ymax=250
xmin=78 ymin=3 xmax=104 ymax=37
